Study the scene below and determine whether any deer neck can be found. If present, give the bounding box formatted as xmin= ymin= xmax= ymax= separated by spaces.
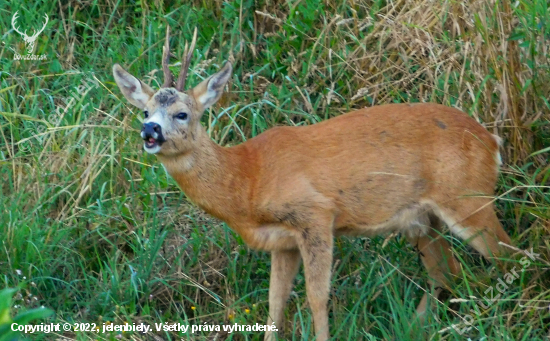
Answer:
xmin=156 ymin=129 xmax=252 ymax=224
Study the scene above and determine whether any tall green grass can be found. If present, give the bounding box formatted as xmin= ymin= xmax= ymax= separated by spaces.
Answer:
xmin=1 ymin=0 xmax=549 ymax=340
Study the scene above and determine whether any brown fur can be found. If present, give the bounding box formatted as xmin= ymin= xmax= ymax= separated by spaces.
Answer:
xmin=113 ymin=62 xmax=512 ymax=341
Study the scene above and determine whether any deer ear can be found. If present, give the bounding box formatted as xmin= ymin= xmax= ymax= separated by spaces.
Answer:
xmin=191 ymin=62 xmax=232 ymax=110
xmin=112 ymin=64 xmax=154 ymax=109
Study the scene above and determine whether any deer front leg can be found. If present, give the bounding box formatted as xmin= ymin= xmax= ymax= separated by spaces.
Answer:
xmin=297 ymin=226 xmax=333 ymax=341
xmin=265 ymin=249 xmax=301 ymax=341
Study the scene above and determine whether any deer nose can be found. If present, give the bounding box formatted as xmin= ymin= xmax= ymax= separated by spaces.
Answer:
xmin=141 ymin=122 xmax=161 ymax=139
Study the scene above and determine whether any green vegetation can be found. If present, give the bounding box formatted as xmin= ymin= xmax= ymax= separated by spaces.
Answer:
xmin=0 ymin=288 xmax=53 ymax=341
xmin=1 ymin=0 xmax=548 ymax=340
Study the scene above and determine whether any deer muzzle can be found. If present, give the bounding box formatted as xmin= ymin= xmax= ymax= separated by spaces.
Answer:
xmin=141 ymin=122 xmax=165 ymax=151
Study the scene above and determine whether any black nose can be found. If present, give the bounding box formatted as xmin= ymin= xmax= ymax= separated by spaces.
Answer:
xmin=142 ymin=122 xmax=161 ymax=138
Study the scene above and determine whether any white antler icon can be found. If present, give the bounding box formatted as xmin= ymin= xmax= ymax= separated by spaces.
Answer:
xmin=11 ymin=11 xmax=49 ymax=54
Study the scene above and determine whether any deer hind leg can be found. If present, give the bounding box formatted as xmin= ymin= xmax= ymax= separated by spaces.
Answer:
xmin=405 ymin=213 xmax=460 ymax=319
xmin=429 ymin=198 xmax=511 ymax=262
xmin=265 ymin=250 xmax=301 ymax=341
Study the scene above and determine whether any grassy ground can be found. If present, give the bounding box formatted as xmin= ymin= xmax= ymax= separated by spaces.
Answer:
xmin=1 ymin=0 xmax=549 ymax=340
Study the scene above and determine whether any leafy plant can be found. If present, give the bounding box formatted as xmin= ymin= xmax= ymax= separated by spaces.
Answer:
xmin=0 ymin=288 xmax=53 ymax=341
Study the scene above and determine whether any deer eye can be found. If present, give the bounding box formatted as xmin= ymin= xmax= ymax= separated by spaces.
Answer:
xmin=175 ymin=112 xmax=188 ymax=121
xmin=144 ymin=110 xmax=149 ymax=119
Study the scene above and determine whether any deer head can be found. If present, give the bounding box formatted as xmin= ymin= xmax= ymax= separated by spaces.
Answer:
xmin=11 ymin=11 xmax=49 ymax=54
xmin=113 ymin=26 xmax=232 ymax=156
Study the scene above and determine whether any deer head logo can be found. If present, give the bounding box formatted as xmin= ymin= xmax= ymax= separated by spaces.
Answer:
xmin=11 ymin=11 xmax=49 ymax=54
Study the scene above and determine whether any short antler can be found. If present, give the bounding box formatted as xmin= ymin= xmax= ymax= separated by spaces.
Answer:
xmin=175 ymin=27 xmax=198 ymax=92
xmin=161 ymin=26 xmax=174 ymax=88
xmin=161 ymin=25 xmax=198 ymax=90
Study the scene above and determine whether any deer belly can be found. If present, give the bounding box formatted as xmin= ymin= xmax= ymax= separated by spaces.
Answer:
xmin=239 ymin=224 xmax=299 ymax=251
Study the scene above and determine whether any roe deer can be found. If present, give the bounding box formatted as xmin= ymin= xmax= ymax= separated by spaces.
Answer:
xmin=113 ymin=27 xmax=512 ymax=341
